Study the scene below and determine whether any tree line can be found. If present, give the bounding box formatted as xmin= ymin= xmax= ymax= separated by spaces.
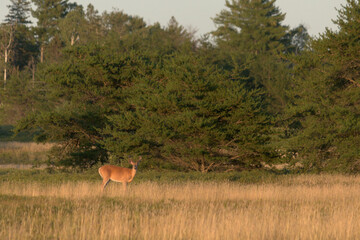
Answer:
xmin=0 ymin=0 xmax=359 ymax=173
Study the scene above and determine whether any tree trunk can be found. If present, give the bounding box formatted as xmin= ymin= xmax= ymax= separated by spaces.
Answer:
xmin=3 ymin=68 xmax=6 ymax=90
xmin=70 ymin=34 xmax=79 ymax=46
xmin=200 ymin=156 xmax=205 ymax=173
xmin=40 ymin=45 xmax=44 ymax=63
xmin=71 ymin=35 xmax=75 ymax=46
xmin=4 ymin=48 xmax=8 ymax=89
xmin=2 ymin=25 xmax=14 ymax=90
xmin=31 ymin=56 xmax=35 ymax=87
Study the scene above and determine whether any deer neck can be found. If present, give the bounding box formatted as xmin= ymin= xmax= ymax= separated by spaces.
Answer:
xmin=128 ymin=167 xmax=137 ymax=182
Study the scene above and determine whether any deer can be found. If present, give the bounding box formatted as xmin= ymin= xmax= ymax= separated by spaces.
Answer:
xmin=98 ymin=156 xmax=142 ymax=192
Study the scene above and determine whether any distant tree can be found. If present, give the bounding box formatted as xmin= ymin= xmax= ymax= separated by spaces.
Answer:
xmin=58 ymin=5 xmax=87 ymax=46
xmin=100 ymin=10 xmax=148 ymax=54
xmin=212 ymin=0 xmax=287 ymax=59
xmin=0 ymin=0 xmax=38 ymax=125
xmin=0 ymin=68 xmax=39 ymax=123
xmin=283 ymin=24 xmax=310 ymax=54
xmin=0 ymin=24 xmax=15 ymax=89
xmin=165 ymin=16 xmax=196 ymax=51
xmin=31 ymin=0 xmax=75 ymax=62
xmin=128 ymin=17 xmax=196 ymax=57
xmin=84 ymin=4 xmax=102 ymax=44
xmin=211 ymin=0 xmax=304 ymax=113
xmin=102 ymin=10 xmax=146 ymax=38
xmin=100 ymin=13 xmax=196 ymax=58
xmin=5 ymin=0 xmax=32 ymax=25
xmin=1 ymin=0 xmax=36 ymax=79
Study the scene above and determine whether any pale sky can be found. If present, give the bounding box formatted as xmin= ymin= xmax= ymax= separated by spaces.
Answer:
xmin=0 ymin=0 xmax=347 ymax=37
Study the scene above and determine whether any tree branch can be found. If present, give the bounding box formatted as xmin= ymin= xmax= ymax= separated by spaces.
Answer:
xmin=344 ymin=77 xmax=360 ymax=88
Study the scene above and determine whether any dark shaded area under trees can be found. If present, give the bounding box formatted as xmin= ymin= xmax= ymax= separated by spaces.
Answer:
xmin=0 ymin=0 xmax=359 ymax=173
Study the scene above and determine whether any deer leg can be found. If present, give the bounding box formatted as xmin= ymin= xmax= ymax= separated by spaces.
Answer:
xmin=102 ymin=179 xmax=110 ymax=191
xmin=122 ymin=182 xmax=127 ymax=192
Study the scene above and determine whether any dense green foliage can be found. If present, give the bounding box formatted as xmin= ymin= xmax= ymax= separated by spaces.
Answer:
xmin=283 ymin=0 xmax=360 ymax=173
xmin=101 ymin=53 xmax=273 ymax=171
xmin=0 ymin=0 xmax=359 ymax=172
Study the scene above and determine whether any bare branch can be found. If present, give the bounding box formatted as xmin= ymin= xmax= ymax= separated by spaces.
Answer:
xmin=344 ymin=77 xmax=360 ymax=88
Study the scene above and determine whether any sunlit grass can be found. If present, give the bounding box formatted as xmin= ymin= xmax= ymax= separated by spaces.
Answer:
xmin=1 ymin=174 xmax=360 ymax=239
xmin=0 ymin=142 xmax=53 ymax=165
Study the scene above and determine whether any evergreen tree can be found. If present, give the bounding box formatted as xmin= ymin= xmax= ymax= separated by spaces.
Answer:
xmin=84 ymin=4 xmax=102 ymax=44
xmin=58 ymin=5 xmax=87 ymax=46
xmin=211 ymin=0 xmax=296 ymax=112
xmin=1 ymin=0 xmax=36 ymax=88
xmin=284 ymin=0 xmax=360 ymax=172
xmin=164 ymin=17 xmax=196 ymax=52
xmin=3 ymin=0 xmax=34 ymax=70
xmin=0 ymin=69 xmax=39 ymax=123
xmin=0 ymin=23 xmax=37 ymax=124
xmin=0 ymin=23 xmax=15 ymax=89
xmin=102 ymin=10 xmax=146 ymax=38
xmin=31 ymin=0 xmax=75 ymax=62
xmin=102 ymin=53 xmax=273 ymax=172
xmin=15 ymin=45 xmax=150 ymax=168
xmin=101 ymin=14 xmax=196 ymax=59
xmin=127 ymin=17 xmax=196 ymax=58
xmin=101 ymin=10 xmax=147 ymax=53
xmin=212 ymin=0 xmax=287 ymax=59
xmin=142 ymin=17 xmax=196 ymax=56
xmin=283 ymin=24 xmax=310 ymax=55
xmin=5 ymin=0 xmax=32 ymax=25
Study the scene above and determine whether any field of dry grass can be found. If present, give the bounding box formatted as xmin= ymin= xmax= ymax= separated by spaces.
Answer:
xmin=1 ymin=174 xmax=360 ymax=239
xmin=0 ymin=142 xmax=53 ymax=165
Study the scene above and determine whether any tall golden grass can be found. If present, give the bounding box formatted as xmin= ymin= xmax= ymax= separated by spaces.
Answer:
xmin=1 ymin=174 xmax=360 ymax=239
xmin=0 ymin=141 xmax=53 ymax=152
xmin=0 ymin=142 xmax=53 ymax=165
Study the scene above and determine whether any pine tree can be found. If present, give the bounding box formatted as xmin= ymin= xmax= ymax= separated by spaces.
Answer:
xmin=0 ymin=24 xmax=15 ymax=89
xmin=212 ymin=0 xmax=287 ymax=59
xmin=58 ymin=5 xmax=87 ymax=46
xmin=284 ymin=0 xmax=360 ymax=172
xmin=14 ymin=45 xmax=151 ymax=168
xmin=31 ymin=0 xmax=74 ymax=62
xmin=102 ymin=53 xmax=273 ymax=172
xmin=1 ymin=0 xmax=36 ymax=85
xmin=211 ymin=0 xmax=295 ymax=112
xmin=5 ymin=0 xmax=32 ymax=25
xmin=84 ymin=4 xmax=102 ymax=44
xmin=165 ymin=16 xmax=196 ymax=51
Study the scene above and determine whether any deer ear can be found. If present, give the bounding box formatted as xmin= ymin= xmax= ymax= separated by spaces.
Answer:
xmin=130 ymin=161 xmax=135 ymax=165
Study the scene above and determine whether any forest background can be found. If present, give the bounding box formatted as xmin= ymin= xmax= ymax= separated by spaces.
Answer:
xmin=0 ymin=0 xmax=359 ymax=173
